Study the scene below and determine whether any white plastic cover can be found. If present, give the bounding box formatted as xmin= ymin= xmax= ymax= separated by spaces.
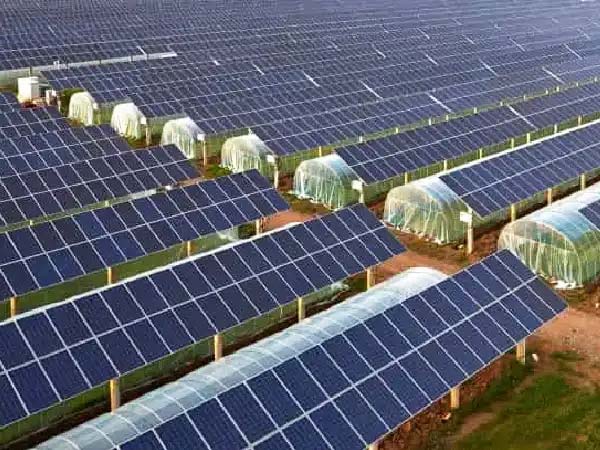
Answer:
xmin=111 ymin=102 xmax=144 ymax=139
xmin=161 ymin=117 xmax=203 ymax=159
xmin=68 ymin=91 xmax=95 ymax=126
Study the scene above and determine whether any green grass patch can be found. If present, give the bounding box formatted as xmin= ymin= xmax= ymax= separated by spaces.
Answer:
xmin=454 ymin=374 xmax=600 ymax=450
xmin=204 ymin=164 xmax=232 ymax=179
xmin=281 ymin=192 xmax=329 ymax=215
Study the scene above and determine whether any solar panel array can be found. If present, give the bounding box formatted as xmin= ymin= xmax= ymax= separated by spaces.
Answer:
xmin=0 ymin=204 xmax=405 ymax=428
xmin=0 ymin=93 xmax=18 ymax=113
xmin=440 ymin=122 xmax=600 ymax=217
xmin=0 ymin=107 xmax=69 ymax=141
xmin=67 ymin=250 xmax=565 ymax=450
xmin=0 ymin=170 xmax=288 ymax=302
xmin=0 ymin=143 xmax=197 ymax=227
xmin=336 ymin=80 xmax=600 ymax=184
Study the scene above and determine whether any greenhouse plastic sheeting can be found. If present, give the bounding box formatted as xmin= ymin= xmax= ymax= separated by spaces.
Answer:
xmin=35 ymin=267 xmax=446 ymax=450
xmin=111 ymin=102 xmax=144 ymax=139
xmin=221 ymin=133 xmax=274 ymax=177
xmin=68 ymin=91 xmax=95 ymax=125
xmin=161 ymin=117 xmax=203 ymax=159
xmin=293 ymin=154 xmax=359 ymax=209
xmin=499 ymin=184 xmax=600 ymax=287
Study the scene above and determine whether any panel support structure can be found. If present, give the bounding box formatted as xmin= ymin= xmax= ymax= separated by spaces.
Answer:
xmin=145 ymin=125 xmax=152 ymax=147
xmin=109 ymin=378 xmax=120 ymax=412
xmin=352 ymin=180 xmax=366 ymax=204
xmin=510 ymin=204 xmax=517 ymax=223
xmin=442 ymin=159 xmax=448 ymax=171
xmin=467 ymin=222 xmax=474 ymax=255
xmin=404 ymin=172 xmax=410 ymax=185
xmin=255 ymin=218 xmax=264 ymax=236
xmin=298 ymin=297 xmax=306 ymax=322
xmin=546 ymin=188 xmax=553 ymax=206
xmin=450 ymin=386 xmax=460 ymax=410
xmin=107 ymin=266 xmax=115 ymax=285
xmin=581 ymin=173 xmax=587 ymax=190
xmin=516 ymin=339 xmax=526 ymax=364
xmin=202 ymin=140 xmax=208 ymax=167
xmin=9 ymin=297 xmax=17 ymax=318
xmin=578 ymin=115 xmax=583 ymax=126
xmin=366 ymin=266 xmax=377 ymax=289
xmin=272 ymin=158 xmax=280 ymax=189
xmin=214 ymin=334 xmax=223 ymax=361
xmin=185 ymin=241 xmax=194 ymax=258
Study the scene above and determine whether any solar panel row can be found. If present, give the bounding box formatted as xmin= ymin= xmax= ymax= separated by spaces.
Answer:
xmin=0 ymin=107 xmax=69 ymax=141
xmin=0 ymin=144 xmax=198 ymax=227
xmin=0 ymin=170 xmax=288 ymax=301
xmin=62 ymin=250 xmax=566 ymax=450
xmin=0 ymin=204 xmax=404 ymax=428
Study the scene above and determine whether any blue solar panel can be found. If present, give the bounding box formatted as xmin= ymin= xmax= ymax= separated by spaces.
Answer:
xmin=0 ymin=144 xmax=197 ymax=227
xmin=37 ymin=250 xmax=566 ymax=450
xmin=0 ymin=93 xmax=18 ymax=113
xmin=580 ymin=199 xmax=600 ymax=228
xmin=440 ymin=122 xmax=600 ymax=217
xmin=0 ymin=170 xmax=288 ymax=301
xmin=0 ymin=203 xmax=404 ymax=428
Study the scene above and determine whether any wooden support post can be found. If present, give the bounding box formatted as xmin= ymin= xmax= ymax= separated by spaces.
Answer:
xmin=318 ymin=146 xmax=323 ymax=157
xmin=106 ymin=266 xmax=114 ymax=285
xmin=298 ymin=297 xmax=305 ymax=322
xmin=145 ymin=125 xmax=152 ymax=147
xmin=547 ymin=187 xmax=553 ymax=206
xmin=510 ymin=203 xmax=517 ymax=222
xmin=467 ymin=222 xmax=474 ymax=255
xmin=202 ymin=140 xmax=208 ymax=167
xmin=214 ymin=334 xmax=223 ymax=361
xmin=478 ymin=148 xmax=484 ymax=159
xmin=366 ymin=266 xmax=376 ymax=289
xmin=186 ymin=241 xmax=193 ymax=258
xmin=450 ymin=386 xmax=460 ymax=410
xmin=255 ymin=218 xmax=264 ymax=236
xmin=510 ymin=138 xmax=515 ymax=148
xmin=578 ymin=115 xmax=583 ymax=126
xmin=516 ymin=339 xmax=526 ymax=364
xmin=526 ymin=133 xmax=531 ymax=144
xmin=581 ymin=173 xmax=587 ymax=190
xmin=404 ymin=172 xmax=410 ymax=185
xmin=272 ymin=159 xmax=280 ymax=189
xmin=442 ymin=160 xmax=448 ymax=171
xmin=9 ymin=297 xmax=17 ymax=318
xmin=553 ymin=124 xmax=559 ymax=134
xmin=109 ymin=378 xmax=120 ymax=412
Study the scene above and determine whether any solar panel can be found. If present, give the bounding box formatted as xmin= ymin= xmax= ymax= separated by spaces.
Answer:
xmin=580 ymin=199 xmax=600 ymax=228
xmin=0 ymin=203 xmax=404 ymax=429
xmin=0 ymin=144 xmax=198 ymax=227
xmin=0 ymin=93 xmax=18 ymax=113
xmin=336 ymin=107 xmax=534 ymax=184
xmin=439 ymin=122 xmax=600 ymax=217
xmin=40 ymin=250 xmax=565 ymax=450
xmin=0 ymin=170 xmax=287 ymax=301
xmin=0 ymin=107 xmax=69 ymax=141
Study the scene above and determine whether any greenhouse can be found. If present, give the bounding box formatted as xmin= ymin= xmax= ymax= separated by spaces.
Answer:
xmin=221 ymin=133 xmax=322 ymax=179
xmin=161 ymin=117 xmax=204 ymax=159
xmin=293 ymin=154 xmax=405 ymax=209
xmin=35 ymin=267 xmax=447 ymax=450
xmin=68 ymin=91 xmax=114 ymax=125
xmin=111 ymin=102 xmax=145 ymax=139
xmin=499 ymin=183 xmax=600 ymax=287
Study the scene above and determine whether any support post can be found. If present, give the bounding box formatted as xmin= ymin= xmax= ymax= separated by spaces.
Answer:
xmin=106 ymin=266 xmax=114 ymax=285
xmin=578 ymin=115 xmax=583 ymax=126
xmin=9 ymin=297 xmax=17 ymax=318
xmin=186 ymin=241 xmax=193 ymax=258
xmin=366 ymin=266 xmax=376 ymax=289
xmin=272 ymin=158 xmax=280 ymax=189
xmin=404 ymin=172 xmax=410 ymax=185
xmin=510 ymin=203 xmax=517 ymax=222
xmin=442 ymin=160 xmax=448 ymax=171
xmin=255 ymin=218 xmax=264 ymax=236
xmin=516 ymin=339 xmax=526 ymax=364
xmin=109 ymin=378 xmax=120 ymax=412
xmin=145 ymin=125 xmax=152 ymax=147
xmin=318 ymin=146 xmax=323 ymax=157
xmin=450 ymin=386 xmax=460 ymax=410
xmin=368 ymin=441 xmax=380 ymax=450
xmin=510 ymin=138 xmax=515 ymax=148
xmin=581 ymin=173 xmax=587 ymax=190
xmin=526 ymin=133 xmax=531 ymax=144
xmin=478 ymin=148 xmax=484 ymax=159
xmin=467 ymin=222 xmax=474 ymax=255
xmin=214 ymin=334 xmax=223 ymax=361
xmin=547 ymin=187 xmax=553 ymax=206
xmin=298 ymin=297 xmax=305 ymax=322
xmin=202 ymin=140 xmax=208 ymax=167
xmin=553 ymin=124 xmax=559 ymax=134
